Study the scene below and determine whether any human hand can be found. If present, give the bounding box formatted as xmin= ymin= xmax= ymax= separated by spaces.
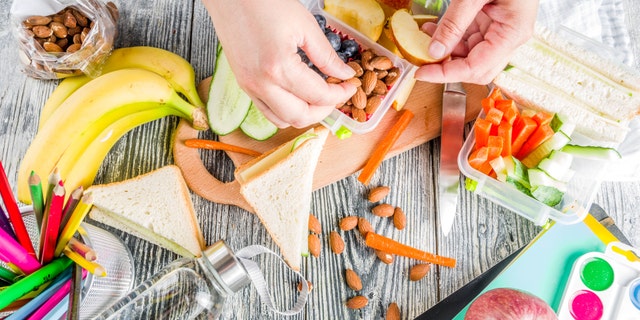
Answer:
xmin=202 ymin=0 xmax=356 ymax=128
xmin=415 ymin=0 xmax=539 ymax=84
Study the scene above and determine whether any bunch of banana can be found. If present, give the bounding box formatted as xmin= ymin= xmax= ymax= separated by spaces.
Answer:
xmin=17 ymin=47 xmax=208 ymax=204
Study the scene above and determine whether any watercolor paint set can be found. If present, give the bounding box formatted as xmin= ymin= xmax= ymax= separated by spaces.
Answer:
xmin=557 ymin=242 xmax=640 ymax=320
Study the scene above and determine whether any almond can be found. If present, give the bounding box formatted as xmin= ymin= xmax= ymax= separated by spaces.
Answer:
xmin=329 ymin=231 xmax=345 ymax=254
xmin=409 ymin=263 xmax=431 ymax=281
xmin=351 ymin=87 xmax=367 ymax=110
xmin=365 ymin=95 xmax=383 ymax=115
xmin=344 ymin=77 xmax=362 ymax=87
xmin=26 ymin=15 xmax=52 ymax=26
xmin=357 ymin=217 xmax=373 ymax=237
xmin=326 ymin=76 xmax=343 ymax=84
xmin=308 ymin=213 xmax=321 ymax=234
xmin=71 ymin=9 xmax=89 ymax=27
xmin=386 ymin=302 xmax=401 ymax=320
xmin=308 ymin=234 xmax=321 ymax=257
xmin=362 ymin=70 xmax=377 ymax=95
xmin=347 ymin=60 xmax=364 ymax=77
xmin=373 ymin=80 xmax=388 ymax=95
xmin=384 ymin=67 xmax=400 ymax=86
xmin=43 ymin=42 xmax=63 ymax=53
xmin=375 ymin=249 xmax=394 ymax=264
xmin=345 ymin=269 xmax=363 ymax=291
xmin=32 ymin=25 xmax=53 ymax=38
xmin=346 ymin=296 xmax=368 ymax=309
xmin=66 ymin=43 xmax=82 ymax=53
xmin=63 ymin=10 xmax=77 ymax=28
xmin=50 ymin=22 xmax=68 ymax=39
xmin=372 ymin=203 xmax=395 ymax=218
xmin=351 ymin=107 xmax=367 ymax=122
xmin=376 ymin=69 xmax=388 ymax=79
xmin=297 ymin=280 xmax=313 ymax=292
xmin=339 ymin=216 xmax=359 ymax=231
xmin=370 ymin=55 xmax=394 ymax=70
xmin=361 ymin=49 xmax=375 ymax=71
xmin=393 ymin=207 xmax=406 ymax=230
xmin=368 ymin=186 xmax=390 ymax=202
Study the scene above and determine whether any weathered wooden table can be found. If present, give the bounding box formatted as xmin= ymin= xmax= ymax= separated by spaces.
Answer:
xmin=1 ymin=0 xmax=639 ymax=319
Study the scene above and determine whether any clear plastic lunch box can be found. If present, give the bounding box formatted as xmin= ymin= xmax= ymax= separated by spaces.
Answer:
xmin=311 ymin=1 xmax=418 ymax=136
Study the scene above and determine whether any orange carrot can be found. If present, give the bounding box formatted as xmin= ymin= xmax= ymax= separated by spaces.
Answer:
xmin=515 ymin=124 xmax=554 ymax=159
xmin=511 ymin=116 xmax=537 ymax=156
xmin=474 ymin=118 xmax=492 ymax=150
xmin=488 ymin=87 xmax=503 ymax=102
xmin=498 ymin=122 xmax=512 ymax=157
xmin=495 ymin=99 xmax=519 ymax=125
xmin=487 ymin=135 xmax=503 ymax=160
xmin=468 ymin=146 xmax=492 ymax=175
xmin=365 ymin=232 xmax=456 ymax=268
xmin=485 ymin=108 xmax=504 ymax=126
xmin=184 ymin=139 xmax=262 ymax=157
xmin=532 ymin=111 xmax=553 ymax=126
xmin=358 ymin=110 xmax=414 ymax=185
xmin=481 ymin=97 xmax=495 ymax=114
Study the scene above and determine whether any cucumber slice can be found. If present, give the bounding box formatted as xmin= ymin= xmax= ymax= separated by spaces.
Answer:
xmin=531 ymin=185 xmax=564 ymax=207
xmin=550 ymin=113 xmax=576 ymax=136
xmin=290 ymin=132 xmax=318 ymax=153
xmin=504 ymin=156 xmax=530 ymax=188
xmin=528 ymin=168 xmax=568 ymax=193
xmin=521 ymin=131 xmax=571 ymax=168
xmin=489 ymin=156 xmax=507 ymax=182
xmin=537 ymin=150 xmax=574 ymax=182
xmin=240 ymin=103 xmax=278 ymax=141
xmin=561 ymin=144 xmax=622 ymax=160
xmin=206 ymin=49 xmax=252 ymax=135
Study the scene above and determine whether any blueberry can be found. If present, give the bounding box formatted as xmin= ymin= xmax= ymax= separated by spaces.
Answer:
xmin=313 ymin=14 xmax=326 ymax=29
xmin=297 ymin=50 xmax=314 ymax=68
xmin=336 ymin=51 xmax=349 ymax=63
xmin=339 ymin=39 xmax=359 ymax=58
xmin=325 ymin=31 xmax=341 ymax=51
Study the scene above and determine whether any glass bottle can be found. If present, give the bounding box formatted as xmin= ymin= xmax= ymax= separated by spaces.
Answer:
xmin=95 ymin=240 xmax=251 ymax=320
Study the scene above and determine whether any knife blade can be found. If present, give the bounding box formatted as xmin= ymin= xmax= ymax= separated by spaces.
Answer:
xmin=438 ymin=82 xmax=467 ymax=236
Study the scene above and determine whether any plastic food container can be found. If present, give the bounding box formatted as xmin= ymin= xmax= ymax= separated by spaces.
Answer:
xmin=10 ymin=0 xmax=118 ymax=79
xmin=311 ymin=2 xmax=418 ymax=136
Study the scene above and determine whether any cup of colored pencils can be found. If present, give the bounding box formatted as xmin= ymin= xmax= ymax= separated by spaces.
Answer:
xmin=0 ymin=163 xmax=105 ymax=319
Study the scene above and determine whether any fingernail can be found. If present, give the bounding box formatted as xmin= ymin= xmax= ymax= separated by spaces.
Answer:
xmin=429 ymin=40 xmax=446 ymax=59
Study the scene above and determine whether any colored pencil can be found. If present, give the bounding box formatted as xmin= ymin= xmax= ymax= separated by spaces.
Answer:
xmin=4 ymin=268 xmax=72 ymax=320
xmin=58 ymin=186 xmax=83 ymax=235
xmin=44 ymin=168 xmax=61 ymax=213
xmin=40 ymin=183 xmax=65 ymax=264
xmin=0 ymin=161 xmax=36 ymax=257
xmin=0 ymin=264 xmax=20 ymax=283
xmin=63 ymin=247 xmax=106 ymax=277
xmin=0 ymin=225 xmax=41 ymax=275
xmin=67 ymin=238 xmax=98 ymax=261
xmin=54 ymin=192 xmax=93 ymax=257
xmin=28 ymin=171 xmax=45 ymax=231
xmin=27 ymin=268 xmax=87 ymax=320
xmin=0 ymin=256 xmax=72 ymax=310
xmin=67 ymin=263 xmax=83 ymax=320
xmin=0 ymin=205 xmax=17 ymax=240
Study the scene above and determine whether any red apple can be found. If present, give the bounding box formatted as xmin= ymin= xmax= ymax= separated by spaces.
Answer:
xmin=465 ymin=288 xmax=558 ymax=320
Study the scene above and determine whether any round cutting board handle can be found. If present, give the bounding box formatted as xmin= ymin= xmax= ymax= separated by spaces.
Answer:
xmin=173 ymin=119 xmax=254 ymax=213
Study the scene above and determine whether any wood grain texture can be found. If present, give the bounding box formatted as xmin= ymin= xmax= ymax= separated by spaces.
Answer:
xmin=0 ymin=0 xmax=639 ymax=319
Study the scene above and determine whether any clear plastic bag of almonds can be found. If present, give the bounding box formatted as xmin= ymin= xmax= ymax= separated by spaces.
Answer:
xmin=10 ymin=0 xmax=119 ymax=79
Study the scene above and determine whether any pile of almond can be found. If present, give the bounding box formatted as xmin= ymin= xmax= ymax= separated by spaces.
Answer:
xmin=23 ymin=8 xmax=95 ymax=54
xmin=327 ymin=49 xmax=401 ymax=122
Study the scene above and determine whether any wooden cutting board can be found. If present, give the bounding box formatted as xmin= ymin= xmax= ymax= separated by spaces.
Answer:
xmin=173 ymin=78 xmax=488 ymax=212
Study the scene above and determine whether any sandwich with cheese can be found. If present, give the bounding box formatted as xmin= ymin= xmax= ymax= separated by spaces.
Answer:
xmin=234 ymin=126 xmax=329 ymax=271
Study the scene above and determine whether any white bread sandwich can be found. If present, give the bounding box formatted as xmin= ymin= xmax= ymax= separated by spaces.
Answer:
xmin=493 ymin=24 xmax=640 ymax=145
xmin=234 ymin=126 xmax=329 ymax=271
xmin=87 ymin=165 xmax=205 ymax=257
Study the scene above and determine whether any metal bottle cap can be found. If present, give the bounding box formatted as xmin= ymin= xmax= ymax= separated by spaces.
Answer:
xmin=203 ymin=240 xmax=251 ymax=293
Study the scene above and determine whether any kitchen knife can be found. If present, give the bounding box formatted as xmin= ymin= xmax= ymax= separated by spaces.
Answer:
xmin=438 ymin=82 xmax=466 ymax=236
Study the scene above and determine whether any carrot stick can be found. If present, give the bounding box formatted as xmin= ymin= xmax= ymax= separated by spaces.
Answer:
xmin=358 ymin=110 xmax=414 ymax=185
xmin=365 ymin=232 xmax=457 ymax=268
xmin=184 ymin=139 xmax=262 ymax=157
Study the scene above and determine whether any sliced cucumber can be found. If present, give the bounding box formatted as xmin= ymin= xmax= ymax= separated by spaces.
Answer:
xmin=206 ymin=49 xmax=252 ymax=135
xmin=240 ymin=103 xmax=278 ymax=141
xmin=290 ymin=132 xmax=318 ymax=153
xmin=531 ymin=185 xmax=564 ymax=207
xmin=489 ymin=156 xmax=507 ymax=182
xmin=528 ymin=168 xmax=568 ymax=193
xmin=561 ymin=144 xmax=622 ymax=160
xmin=521 ymin=131 xmax=571 ymax=168
xmin=550 ymin=113 xmax=576 ymax=136
xmin=506 ymin=176 xmax=532 ymax=197
xmin=504 ymin=156 xmax=530 ymax=189
xmin=537 ymin=150 xmax=574 ymax=182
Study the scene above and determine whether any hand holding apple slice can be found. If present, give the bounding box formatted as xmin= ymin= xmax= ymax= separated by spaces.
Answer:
xmin=390 ymin=9 xmax=447 ymax=66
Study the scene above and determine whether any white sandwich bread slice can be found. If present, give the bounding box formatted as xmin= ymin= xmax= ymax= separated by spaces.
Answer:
xmin=234 ymin=126 xmax=329 ymax=271
xmin=87 ymin=165 xmax=205 ymax=257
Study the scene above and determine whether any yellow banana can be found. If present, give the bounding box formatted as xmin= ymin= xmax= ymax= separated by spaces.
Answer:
xmin=18 ymin=68 xmax=208 ymax=203
xmin=39 ymin=46 xmax=204 ymax=129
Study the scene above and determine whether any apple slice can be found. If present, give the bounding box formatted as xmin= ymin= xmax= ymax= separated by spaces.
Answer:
xmin=389 ymin=9 xmax=446 ymax=66
xmin=413 ymin=14 xmax=438 ymax=26
xmin=324 ymin=0 xmax=386 ymax=42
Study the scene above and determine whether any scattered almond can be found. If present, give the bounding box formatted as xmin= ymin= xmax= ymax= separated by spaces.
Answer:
xmin=297 ymin=280 xmax=313 ymax=292
xmin=308 ymin=234 xmax=321 ymax=258
xmin=308 ymin=213 xmax=321 ymax=234
xmin=393 ymin=207 xmax=406 ymax=230
xmin=361 ymin=49 xmax=375 ymax=71
xmin=357 ymin=217 xmax=373 ymax=237
xmin=26 ymin=15 xmax=52 ymax=26
xmin=362 ymin=70 xmax=377 ymax=95
xmin=373 ymin=80 xmax=388 ymax=95
xmin=409 ymin=263 xmax=431 ymax=281
xmin=351 ymin=107 xmax=367 ymax=122
xmin=339 ymin=216 xmax=359 ymax=231
xmin=375 ymin=249 xmax=394 ymax=264
xmin=386 ymin=302 xmax=401 ymax=320
xmin=345 ymin=269 xmax=363 ymax=291
xmin=347 ymin=60 xmax=364 ymax=77
xmin=372 ymin=203 xmax=395 ymax=218
xmin=346 ymin=295 xmax=368 ymax=309
xmin=384 ymin=67 xmax=400 ymax=86
xmin=344 ymin=77 xmax=362 ymax=87
xmin=351 ymin=87 xmax=367 ymax=110
xmin=329 ymin=231 xmax=345 ymax=254
xmin=368 ymin=186 xmax=390 ymax=202
xmin=365 ymin=95 xmax=383 ymax=116
xmin=370 ymin=55 xmax=394 ymax=71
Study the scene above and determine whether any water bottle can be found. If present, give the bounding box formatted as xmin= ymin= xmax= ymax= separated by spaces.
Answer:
xmin=96 ymin=240 xmax=251 ymax=319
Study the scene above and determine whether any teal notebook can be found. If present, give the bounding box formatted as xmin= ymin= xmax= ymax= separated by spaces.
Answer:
xmin=453 ymin=213 xmax=620 ymax=318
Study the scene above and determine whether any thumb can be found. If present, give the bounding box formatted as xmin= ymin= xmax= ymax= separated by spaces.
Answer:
xmin=429 ymin=0 xmax=486 ymax=59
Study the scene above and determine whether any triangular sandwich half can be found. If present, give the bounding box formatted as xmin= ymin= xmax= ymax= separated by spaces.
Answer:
xmin=87 ymin=165 xmax=205 ymax=257
xmin=235 ymin=126 xmax=329 ymax=271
